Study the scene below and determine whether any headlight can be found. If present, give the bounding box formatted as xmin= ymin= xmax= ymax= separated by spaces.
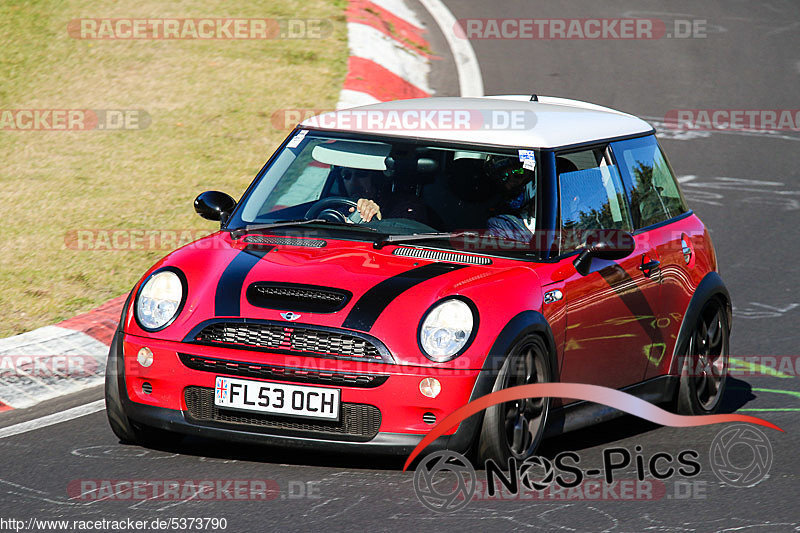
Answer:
xmin=419 ymin=299 xmax=476 ymax=361
xmin=135 ymin=269 xmax=185 ymax=331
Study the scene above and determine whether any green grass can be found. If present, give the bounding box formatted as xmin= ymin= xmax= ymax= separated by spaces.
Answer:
xmin=0 ymin=0 xmax=348 ymax=336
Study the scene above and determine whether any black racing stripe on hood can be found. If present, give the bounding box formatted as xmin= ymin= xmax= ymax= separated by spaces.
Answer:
xmin=215 ymin=246 xmax=274 ymax=316
xmin=342 ymin=263 xmax=469 ymax=332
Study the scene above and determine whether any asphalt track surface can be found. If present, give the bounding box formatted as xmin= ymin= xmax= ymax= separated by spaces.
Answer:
xmin=2 ymin=2 xmax=799 ymax=531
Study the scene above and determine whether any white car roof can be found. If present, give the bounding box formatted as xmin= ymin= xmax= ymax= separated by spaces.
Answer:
xmin=300 ymin=95 xmax=654 ymax=149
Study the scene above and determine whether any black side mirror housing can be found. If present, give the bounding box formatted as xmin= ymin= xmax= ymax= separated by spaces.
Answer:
xmin=194 ymin=191 xmax=236 ymax=225
xmin=572 ymin=229 xmax=636 ymax=276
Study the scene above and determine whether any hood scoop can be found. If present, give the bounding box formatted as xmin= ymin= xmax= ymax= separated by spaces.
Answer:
xmin=246 ymin=282 xmax=352 ymax=313
xmin=243 ymin=235 xmax=326 ymax=248
xmin=392 ymin=247 xmax=492 ymax=265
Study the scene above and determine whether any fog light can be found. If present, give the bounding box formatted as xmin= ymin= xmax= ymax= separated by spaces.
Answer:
xmin=137 ymin=347 xmax=154 ymax=367
xmin=419 ymin=377 xmax=441 ymax=398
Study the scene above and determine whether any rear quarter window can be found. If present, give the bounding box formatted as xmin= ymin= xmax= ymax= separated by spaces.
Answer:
xmin=611 ymin=136 xmax=688 ymax=228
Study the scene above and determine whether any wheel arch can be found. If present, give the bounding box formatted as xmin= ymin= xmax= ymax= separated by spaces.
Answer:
xmin=445 ymin=310 xmax=558 ymax=452
xmin=668 ymin=271 xmax=731 ymax=376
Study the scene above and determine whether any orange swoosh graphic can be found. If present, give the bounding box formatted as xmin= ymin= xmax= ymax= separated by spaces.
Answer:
xmin=403 ymin=382 xmax=783 ymax=471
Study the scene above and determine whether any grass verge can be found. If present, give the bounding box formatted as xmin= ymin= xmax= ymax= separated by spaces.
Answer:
xmin=0 ymin=0 xmax=348 ymax=336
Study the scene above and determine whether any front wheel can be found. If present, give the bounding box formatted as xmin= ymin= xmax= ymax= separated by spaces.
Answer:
xmin=478 ymin=335 xmax=551 ymax=463
xmin=676 ymin=299 xmax=729 ymax=415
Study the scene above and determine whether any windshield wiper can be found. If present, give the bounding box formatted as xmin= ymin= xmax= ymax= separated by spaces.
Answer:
xmin=231 ymin=219 xmax=376 ymax=238
xmin=373 ymin=231 xmax=479 ymax=249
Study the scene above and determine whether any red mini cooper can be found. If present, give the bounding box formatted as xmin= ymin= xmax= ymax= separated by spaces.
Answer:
xmin=105 ymin=95 xmax=730 ymax=462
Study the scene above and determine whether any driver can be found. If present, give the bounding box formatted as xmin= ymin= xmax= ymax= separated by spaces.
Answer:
xmin=341 ymin=167 xmax=428 ymax=224
xmin=485 ymin=156 xmax=536 ymax=241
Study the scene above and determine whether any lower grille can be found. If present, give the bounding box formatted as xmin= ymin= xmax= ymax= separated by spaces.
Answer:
xmin=184 ymin=386 xmax=381 ymax=441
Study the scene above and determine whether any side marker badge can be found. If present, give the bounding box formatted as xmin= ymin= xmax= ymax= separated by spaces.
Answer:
xmin=543 ymin=289 xmax=563 ymax=304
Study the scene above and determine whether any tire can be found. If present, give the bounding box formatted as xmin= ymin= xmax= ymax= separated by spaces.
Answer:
xmin=676 ymin=299 xmax=730 ymax=415
xmin=478 ymin=335 xmax=551 ymax=463
xmin=104 ymin=330 xmax=139 ymax=444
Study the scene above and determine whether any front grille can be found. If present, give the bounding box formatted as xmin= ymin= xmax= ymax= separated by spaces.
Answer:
xmin=243 ymin=235 xmax=326 ymax=247
xmin=191 ymin=321 xmax=388 ymax=362
xmin=184 ymin=386 xmax=381 ymax=441
xmin=179 ymin=353 xmax=388 ymax=388
xmin=246 ymin=282 xmax=351 ymax=313
xmin=393 ymin=247 xmax=492 ymax=265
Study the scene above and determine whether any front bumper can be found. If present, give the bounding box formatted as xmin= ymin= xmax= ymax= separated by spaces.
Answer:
xmin=124 ymin=399 xmax=454 ymax=456
xmin=114 ymin=331 xmax=484 ymax=455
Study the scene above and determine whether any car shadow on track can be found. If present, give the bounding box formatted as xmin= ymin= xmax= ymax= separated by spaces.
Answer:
xmin=140 ymin=436 xmax=408 ymax=470
xmin=133 ymin=377 xmax=758 ymax=469
xmin=534 ymin=376 xmax=756 ymax=458
xmin=719 ymin=376 xmax=757 ymax=413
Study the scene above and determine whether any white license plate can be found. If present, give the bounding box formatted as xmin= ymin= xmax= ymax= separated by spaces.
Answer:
xmin=214 ymin=376 xmax=340 ymax=421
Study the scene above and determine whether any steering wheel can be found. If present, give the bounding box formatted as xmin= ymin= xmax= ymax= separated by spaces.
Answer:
xmin=305 ymin=197 xmax=362 ymax=223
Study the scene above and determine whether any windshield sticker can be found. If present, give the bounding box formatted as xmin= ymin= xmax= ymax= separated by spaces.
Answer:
xmin=286 ymin=129 xmax=308 ymax=149
xmin=518 ymin=149 xmax=536 ymax=171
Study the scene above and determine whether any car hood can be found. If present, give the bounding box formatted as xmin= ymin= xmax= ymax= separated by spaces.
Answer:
xmin=125 ymin=231 xmax=542 ymax=366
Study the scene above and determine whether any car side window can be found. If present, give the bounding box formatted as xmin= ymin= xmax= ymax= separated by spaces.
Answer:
xmin=558 ymin=147 xmax=633 ymax=252
xmin=611 ymin=135 xmax=688 ymax=229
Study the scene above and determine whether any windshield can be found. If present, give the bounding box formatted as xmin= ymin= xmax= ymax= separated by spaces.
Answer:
xmin=227 ymin=131 xmax=540 ymax=255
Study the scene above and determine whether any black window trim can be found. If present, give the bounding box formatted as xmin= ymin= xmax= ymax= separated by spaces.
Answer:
xmin=607 ymin=134 xmax=691 ymax=231
xmin=545 ymin=133 xmax=694 ymax=261
xmin=553 ymin=141 xmax=636 ymax=257
xmin=631 ymin=209 xmax=694 ymax=235
xmin=541 ymin=129 xmax=655 ymax=152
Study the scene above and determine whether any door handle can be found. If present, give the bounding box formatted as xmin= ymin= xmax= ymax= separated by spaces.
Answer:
xmin=639 ymin=259 xmax=660 ymax=277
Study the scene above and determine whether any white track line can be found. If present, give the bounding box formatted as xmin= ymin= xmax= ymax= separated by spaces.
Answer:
xmin=0 ymin=399 xmax=105 ymax=439
xmin=417 ymin=0 xmax=484 ymax=97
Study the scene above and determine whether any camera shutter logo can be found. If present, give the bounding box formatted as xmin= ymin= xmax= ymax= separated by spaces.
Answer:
xmin=413 ymin=450 xmax=476 ymax=512
xmin=519 ymin=456 xmax=556 ymax=491
xmin=710 ymin=424 xmax=773 ymax=487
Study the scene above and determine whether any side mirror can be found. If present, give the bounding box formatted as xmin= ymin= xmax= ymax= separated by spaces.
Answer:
xmin=572 ymin=229 xmax=636 ymax=276
xmin=194 ymin=191 xmax=236 ymax=224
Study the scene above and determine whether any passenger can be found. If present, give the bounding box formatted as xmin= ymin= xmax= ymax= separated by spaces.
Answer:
xmin=485 ymin=156 xmax=537 ymax=241
xmin=485 ymin=156 xmax=578 ymax=242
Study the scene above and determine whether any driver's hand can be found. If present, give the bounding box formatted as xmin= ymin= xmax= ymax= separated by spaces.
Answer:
xmin=350 ymin=198 xmax=382 ymax=222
